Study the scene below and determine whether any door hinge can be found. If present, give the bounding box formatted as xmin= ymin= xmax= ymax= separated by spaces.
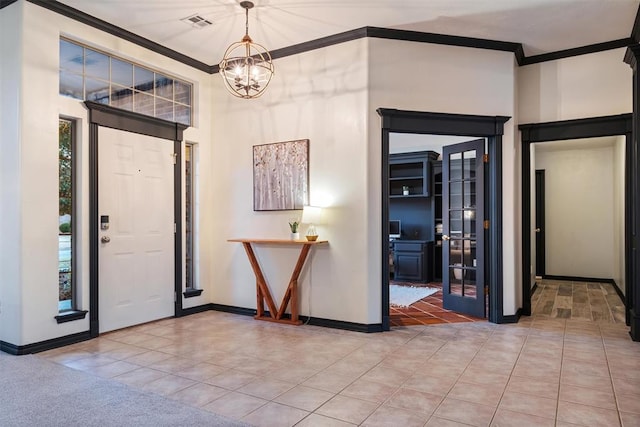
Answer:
xmin=172 ymin=153 xmax=178 ymax=165
xmin=485 ymin=285 xmax=489 ymax=295
xmin=483 ymin=154 xmax=489 ymax=163
xmin=174 ymin=223 xmax=177 ymax=233
xmin=174 ymin=291 xmax=177 ymax=303
xmin=484 ymin=220 xmax=490 ymax=229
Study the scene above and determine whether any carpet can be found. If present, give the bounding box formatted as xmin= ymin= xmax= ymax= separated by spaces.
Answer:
xmin=0 ymin=352 xmax=249 ymax=427
xmin=390 ymin=284 xmax=438 ymax=307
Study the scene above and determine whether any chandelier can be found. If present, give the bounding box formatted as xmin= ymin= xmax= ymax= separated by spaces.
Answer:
xmin=219 ymin=1 xmax=274 ymax=99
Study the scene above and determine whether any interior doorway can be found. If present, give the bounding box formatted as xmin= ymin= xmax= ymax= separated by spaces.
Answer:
xmin=520 ymin=115 xmax=633 ymax=330
xmin=378 ymin=109 xmax=511 ymax=330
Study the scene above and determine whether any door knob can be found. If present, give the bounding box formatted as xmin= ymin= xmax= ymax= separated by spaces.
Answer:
xmin=535 ymin=228 xmax=541 ymax=233
xmin=442 ymin=235 xmax=450 ymax=241
xmin=101 ymin=236 xmax=111 ymax=243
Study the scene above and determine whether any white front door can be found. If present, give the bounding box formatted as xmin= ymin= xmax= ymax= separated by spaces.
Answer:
xmin=98 ymin=127 xmax=175 ymax=333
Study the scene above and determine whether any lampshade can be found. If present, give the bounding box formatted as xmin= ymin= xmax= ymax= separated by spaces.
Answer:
xmin=218 ymin=1 xmax=274 ymax=99
xmin=301 ymin=206 xmax=322 ymax=225
xmin=301 ymin=206 xmax=322 ymax=240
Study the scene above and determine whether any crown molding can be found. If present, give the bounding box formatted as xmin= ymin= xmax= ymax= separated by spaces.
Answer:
xmin=26 ymin=0 xmax=213 ymax=73
xmin=12 ymin=0 xmax=638 ymax=73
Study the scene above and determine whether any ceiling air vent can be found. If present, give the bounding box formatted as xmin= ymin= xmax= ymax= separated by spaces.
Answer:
xmin=180 ymin=14 xmax=213 ymax=29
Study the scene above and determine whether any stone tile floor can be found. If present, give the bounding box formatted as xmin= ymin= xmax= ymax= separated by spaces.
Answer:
xmin=38 ymin=310 xmax=640 ymax=426
xmin=532 ymin=280 xmax=626 ymax=323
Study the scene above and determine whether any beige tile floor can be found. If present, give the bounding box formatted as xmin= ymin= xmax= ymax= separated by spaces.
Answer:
xmin=39 ymin=311 xmax=640 ymax=426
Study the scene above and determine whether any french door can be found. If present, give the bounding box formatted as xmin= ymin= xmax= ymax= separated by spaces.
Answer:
xmin=442 ymin=139 xmax=486 ymax=318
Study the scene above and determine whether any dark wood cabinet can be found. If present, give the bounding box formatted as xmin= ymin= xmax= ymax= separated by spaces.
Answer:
xmin=389 ymin=151 xmax=438 ymax=198
xmin=393 ymin=240 xmax=434 ymax=282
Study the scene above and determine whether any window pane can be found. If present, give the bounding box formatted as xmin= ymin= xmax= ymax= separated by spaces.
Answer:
xmin=59 ymin=70 xmax=83 ymax=99
xmin=111 ymin=58 xmax=133 ymax=88
xmin=60 ymin=39 xmax=83 ymax=73
xmin=111 ymin=85 xmax=133 ymax=111
xmin=175 ymin=80 xmax=192 ymax=105
xmin=134 ymin=91 xmax=154 ymax=116
xmin=155 ymin=74 xmax=173 ymax=100
xmin=134 ymin=66 xmax=154 ymax=93
xmin=155 ymin=97 xmax=174 ymax=121
xmin=175 ymin=104 xmax=191 ymax=126
xmin=59 ymin=119 xmax=73 ymax=312
xmin=85 ymin=78 xmax=110 ymax=104
xmin=85 ymin=48 xmax=109 ymax=80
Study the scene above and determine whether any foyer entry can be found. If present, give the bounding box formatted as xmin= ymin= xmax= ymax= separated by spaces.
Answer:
xmin=86 ymin=101 xmax=187 ymax=337
xmin=98 ymin=127 xmax=175 ymax=333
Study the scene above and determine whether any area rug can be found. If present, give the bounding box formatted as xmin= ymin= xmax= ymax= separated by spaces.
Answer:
xmin=0 ymin=352 xmax=249 ymax=427
xmin=390 ymin=284 xmax=438 ymax=307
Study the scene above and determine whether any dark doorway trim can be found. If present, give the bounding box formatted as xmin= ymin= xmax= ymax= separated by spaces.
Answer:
xmin=377 ymin=109 xmax=510 ymax=330
xmin=535 ymin=170 xmax=546 ymax=278
xmin=519 ymin=114 xmax=634 ymax=339
xmin=84 ymin=102 xmax=188 ymax=337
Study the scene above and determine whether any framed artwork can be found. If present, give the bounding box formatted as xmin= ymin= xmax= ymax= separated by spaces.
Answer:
xmin=253 ymin=139 xmax=309 ymax=211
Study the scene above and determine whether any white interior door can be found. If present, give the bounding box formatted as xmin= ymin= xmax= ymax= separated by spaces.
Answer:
xmin=98 ymin=127 xmax=175 ymax=333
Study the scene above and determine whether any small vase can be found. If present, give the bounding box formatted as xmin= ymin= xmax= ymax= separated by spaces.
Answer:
xmin=291 ymin=232 xmax=300 ymax=240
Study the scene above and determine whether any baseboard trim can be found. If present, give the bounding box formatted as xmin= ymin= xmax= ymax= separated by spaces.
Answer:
xmin=0 ymin=330 xmax=92 ymax=355
xmin=180 ymin=303 xmax=213 ymax=316
xmin=531 ymin=282 xmax=538 ymax=295
xmin=500 ymin=308 xmax=522 ymax=324
xmin=543 ymin=274 xmax=610 ymax=283
xmin=209 ymin=304 xmax=383 ymax=333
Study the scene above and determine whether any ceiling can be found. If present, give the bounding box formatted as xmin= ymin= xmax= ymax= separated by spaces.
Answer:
xmin=53 ymin=0 xmax=640 ymax=66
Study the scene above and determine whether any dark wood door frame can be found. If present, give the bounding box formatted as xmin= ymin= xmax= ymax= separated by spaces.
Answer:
xmin=378 ymin=109 xmax=511 ymax=330
xmin=85 ymin=101 xmax=187 ymax=338
xmin=535 ymin=170 xmax=546 ymax=278
xmin=519 ymin=114 xmax=635 ymax=339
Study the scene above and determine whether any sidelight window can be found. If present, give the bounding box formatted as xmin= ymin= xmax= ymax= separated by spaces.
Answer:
xmin=58 ymin=119 xmax=74 ymax=312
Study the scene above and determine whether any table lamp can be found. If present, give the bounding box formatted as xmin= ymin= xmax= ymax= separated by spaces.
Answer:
xmin=301 ymin=206 xmax=322 ymax=241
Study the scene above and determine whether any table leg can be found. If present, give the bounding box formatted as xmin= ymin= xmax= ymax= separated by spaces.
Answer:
xmin=277 ymin=244 xmax=311 ymax=323
xmin=241 ymin=242 xmax=278 ymax=318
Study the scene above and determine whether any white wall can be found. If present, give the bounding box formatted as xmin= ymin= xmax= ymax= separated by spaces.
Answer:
xmin=535 ymin=146 xmax=615 ymax=278
xmin=1 ymin=1 xmax=213 ymax=346
xmin=518 ymin=48 xmax=631 ymax=123
xmin=0 ymin=1 xmax=24 ymax=346
xmin=613 ymin=136 xmax=626 ymax=293
xmin=211 ymin=39 xmax=371 ymax=323
xmin=367 ymin=39 xmax=520 ymax=316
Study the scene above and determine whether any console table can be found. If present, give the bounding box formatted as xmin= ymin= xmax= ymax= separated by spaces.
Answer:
xmin=228 ymin=239 xmax=328 ymax=325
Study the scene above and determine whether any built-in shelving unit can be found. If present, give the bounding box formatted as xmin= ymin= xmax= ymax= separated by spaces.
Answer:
xmin=389 ymin=152 xmax=437 ymax=198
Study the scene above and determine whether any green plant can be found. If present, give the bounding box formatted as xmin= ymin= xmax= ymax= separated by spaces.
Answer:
xmin=59 ymin=222 xmax=71 ymax=233
xmin=289 ymin=220 xmax=299 ymax=233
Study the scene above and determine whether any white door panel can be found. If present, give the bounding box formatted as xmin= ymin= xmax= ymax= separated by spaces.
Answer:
xmin=99 ymin=127 xmax=174 ymax=333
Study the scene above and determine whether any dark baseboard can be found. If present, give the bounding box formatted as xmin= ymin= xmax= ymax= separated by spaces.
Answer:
xmin=300 ymin=315 xmax=384 ymax=333
xmin=531 ymin=282 xmax=538 ymax=295
xmin=609 ymin=280 xmax=626 ymax=305
xmin=543 ymin=274 xmax=610 ymax=283
xmin=209 ymin=304 xmax=383 ymax=333
xmin=0 ymin=330 xmax=92 ymax=355
xmin=180 ymin=303 xmax=213 ymax=316
xmin=500 ymin=308 xmax=522 ymax=324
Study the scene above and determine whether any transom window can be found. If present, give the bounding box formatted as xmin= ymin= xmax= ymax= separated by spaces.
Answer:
xmin=59 ymin=38 xmax=193 ymax=126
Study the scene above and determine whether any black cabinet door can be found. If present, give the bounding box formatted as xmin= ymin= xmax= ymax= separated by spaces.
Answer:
xmin=395 ymin=252 xmax=424 ymax=282
xmin=442 ymin=139 xmax=486 ymax=318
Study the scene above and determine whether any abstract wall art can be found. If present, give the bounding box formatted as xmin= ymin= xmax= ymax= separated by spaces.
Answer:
xmin=253 ymin=139 xmax=309 ymax=211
